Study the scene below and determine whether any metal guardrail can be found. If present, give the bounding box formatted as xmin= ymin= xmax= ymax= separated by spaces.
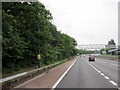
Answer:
xmin=0 ymin=72 xmax=27 ymax=83
xmin=0 ymin=60 xmax=67 ymax=83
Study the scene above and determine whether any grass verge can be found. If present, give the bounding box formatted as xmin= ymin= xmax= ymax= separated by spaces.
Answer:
xmin=2 ymin=58 xmax=68 ymax=78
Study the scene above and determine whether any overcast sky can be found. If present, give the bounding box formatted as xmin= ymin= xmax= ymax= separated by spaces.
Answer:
xmin=39 ymin=0 xmax=119 ymax=45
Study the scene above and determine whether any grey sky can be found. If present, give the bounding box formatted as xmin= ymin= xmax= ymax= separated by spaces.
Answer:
xmin=39 ymin=0 xmax=119 ymax=45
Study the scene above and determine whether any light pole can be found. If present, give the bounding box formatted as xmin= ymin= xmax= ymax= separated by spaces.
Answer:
xmin=37 ymin=2 xmax=41 ymax=68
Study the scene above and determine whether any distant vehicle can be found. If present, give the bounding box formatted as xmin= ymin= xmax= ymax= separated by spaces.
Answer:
xmin=89 ymin=55 xmax=95 ymax=61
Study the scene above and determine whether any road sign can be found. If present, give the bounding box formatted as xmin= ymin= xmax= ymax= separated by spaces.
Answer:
xmin=37 ymin=54 xmax=41 ymax=60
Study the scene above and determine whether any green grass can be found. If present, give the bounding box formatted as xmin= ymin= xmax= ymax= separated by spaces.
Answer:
xmin=102 ymin=54 xmax=118 ymax=57
xmin=101 ymin=54 xmax=119 ymax=60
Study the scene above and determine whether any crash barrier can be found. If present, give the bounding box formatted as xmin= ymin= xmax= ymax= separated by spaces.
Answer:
xmin=0 ymin=59 xmax=70 ymax=84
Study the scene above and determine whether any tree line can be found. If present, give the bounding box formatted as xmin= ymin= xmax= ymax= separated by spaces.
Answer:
xmin=2 ymin=2 xmax=77 ymax=75
xmin=100 ymin=39 xmax=116 ymax=55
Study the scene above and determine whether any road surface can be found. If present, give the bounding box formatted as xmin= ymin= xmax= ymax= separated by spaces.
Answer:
xmin=55 ymin=56 xmax=119 ymax=89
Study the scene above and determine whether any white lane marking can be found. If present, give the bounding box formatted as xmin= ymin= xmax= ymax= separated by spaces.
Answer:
xmin=104 ymin=76 xmax=109 ymax=80
xmin=94 ymin=68 xmax=98 ymax=71
xmin=98 ymin=71 xmax=101 ymax=73
xmin=100 ymin=73 xmax=104 ymax=76
xmin=52 ymin=57 xmax=78 ymax=89
xmin=93 ymin=67 xmax=98 ymax=71
xmin=84 ymin=60 xmax=118 ymax=87
xmin=96 ymin=69 xmax=99 ymax=72
xmin=109 ymin=81 xmax=118 ymax=86
xmin=85 ymin=61 xmax=101 ymax=74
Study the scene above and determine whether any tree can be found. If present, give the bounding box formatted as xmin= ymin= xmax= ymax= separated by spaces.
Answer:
xmin=108 ymin=39 xmax=116 ymax=45
xmin=2 ymin=2 xmax=77 ymax=75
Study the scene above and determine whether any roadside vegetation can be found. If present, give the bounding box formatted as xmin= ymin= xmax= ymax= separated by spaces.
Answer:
xmin=102 ymin=54 xmax=118 ymax=57
xmin=2 ymin=2 xmax=77 ymax=77
xmin=76 ymin=49 xmax=95 ymax=55
xmin=100 ymin=39 xmax=118 ymax=55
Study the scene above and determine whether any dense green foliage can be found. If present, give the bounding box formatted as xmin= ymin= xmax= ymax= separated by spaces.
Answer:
xmin=100 ymin=48 xmax=111 ymax=54
xmin=100 ymin=39 xmax=116 ymax=55
xmin=108 ymin=39 xmax=116 ymax=45
xmin=76 ymin=49 xmax=95 ymax=54
xmin=2 ymin=2 xmax=77 ymax=75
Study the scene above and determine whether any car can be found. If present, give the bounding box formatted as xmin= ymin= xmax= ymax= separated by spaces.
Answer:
xmin=89 ymin=55 xmax=95 ymax=61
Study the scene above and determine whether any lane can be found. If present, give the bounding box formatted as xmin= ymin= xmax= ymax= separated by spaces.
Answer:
xmin=97 ymin=60 xmax=119 ymax=67
xmin=56 ymin=57 xmax=118 ymax=88
xmin=87 ymin=57 xmax=118 ymax=84
xmin=94 ymin=57 xmax=119 ymax=65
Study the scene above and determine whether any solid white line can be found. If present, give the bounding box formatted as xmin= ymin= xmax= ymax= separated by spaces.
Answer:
xmin=109 ymin=81 xmax=118 ymax=85
xmin=51 ymin=57 xmax=78 ymax=89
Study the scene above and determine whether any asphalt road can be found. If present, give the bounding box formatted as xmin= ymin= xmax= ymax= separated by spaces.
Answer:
xmin=56 ymin=56 xmax=119 ymax=89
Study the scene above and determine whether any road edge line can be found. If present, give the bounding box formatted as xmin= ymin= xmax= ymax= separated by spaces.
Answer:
xmin=51 ymin=56 xmax=78 ymax=89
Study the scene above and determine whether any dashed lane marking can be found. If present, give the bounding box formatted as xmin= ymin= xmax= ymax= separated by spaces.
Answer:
xmin=100 ymin=73 xmax=104 ymax=76
xmin=97 ymin=71 xmax=101 ymax=73
xmin=94 ymin=68 xmax=98 ymax=71
xmin=104 ymin=76 xmax=109 ymax=80
xmin=84 ymin=60 xmax=118 ymax=87
xmin=109 ymin=81 xmax=118 ymax=86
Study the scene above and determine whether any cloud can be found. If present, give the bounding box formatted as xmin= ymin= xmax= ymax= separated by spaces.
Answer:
xmin=39 ymin=0 xmax=119 ymax=45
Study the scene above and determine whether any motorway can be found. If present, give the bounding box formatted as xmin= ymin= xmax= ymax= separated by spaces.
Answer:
xmin=55 ymin=56 xmax=119 ymax=89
